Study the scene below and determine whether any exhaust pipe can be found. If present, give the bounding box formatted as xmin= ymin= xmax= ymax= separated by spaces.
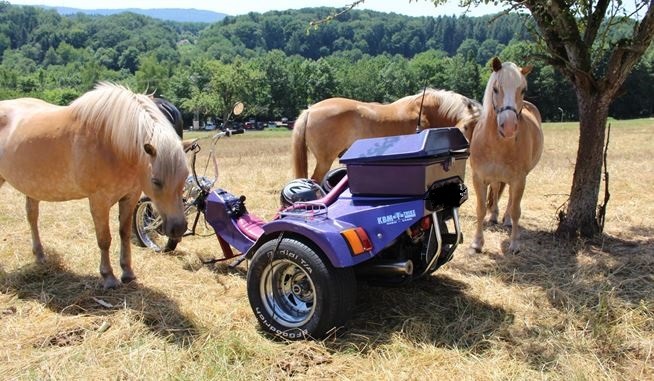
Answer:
xmin=356 ymin=259 xmax=414 ymax=277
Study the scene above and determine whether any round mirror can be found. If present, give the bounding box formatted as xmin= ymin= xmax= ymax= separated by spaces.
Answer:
xmin=232 ymin=102 xmax=244 ymax=116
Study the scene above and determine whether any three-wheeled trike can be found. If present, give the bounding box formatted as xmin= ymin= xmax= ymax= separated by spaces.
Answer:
xmin=134 ymin=124 xmax=470 ymax=340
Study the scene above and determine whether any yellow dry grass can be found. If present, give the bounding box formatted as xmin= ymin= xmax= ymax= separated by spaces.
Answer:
xmin=1 ymin=121 xmax=652 ymax=380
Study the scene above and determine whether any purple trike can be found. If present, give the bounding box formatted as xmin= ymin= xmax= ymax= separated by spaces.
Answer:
xmin=134 ymin=126 xmax=470 ymax=340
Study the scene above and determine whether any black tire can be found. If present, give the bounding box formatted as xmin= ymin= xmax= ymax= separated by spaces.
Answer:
xmin=247 ymin=238 xmax=356 ymax=340
xmin=131 ymin=197 xmax=178 ymax=252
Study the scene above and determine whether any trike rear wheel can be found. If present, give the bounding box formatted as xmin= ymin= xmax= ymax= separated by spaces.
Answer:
xmin=247 ymin=238 xmax=356 ymax=340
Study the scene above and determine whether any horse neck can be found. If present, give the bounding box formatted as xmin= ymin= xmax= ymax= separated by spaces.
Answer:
xmin=422 ymin=97 xmax=461 ymax=128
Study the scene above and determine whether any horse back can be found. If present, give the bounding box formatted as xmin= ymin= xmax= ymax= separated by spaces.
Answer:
xmin=523 ymin=101 xmax=542 ymax=125
xmin=0 ymin=100 xmax=136 ymax=201
xmin=0 ymin=98 xmax=58 ymax=131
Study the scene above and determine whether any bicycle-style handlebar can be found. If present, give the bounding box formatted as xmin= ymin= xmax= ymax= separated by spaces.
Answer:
xmin=228 ymin=128 xmax=245 ymax=136
xmin=191 ymin=128 xmax=245 ymax=192
xmin=211 ymin=128 xmax=244 ymax=140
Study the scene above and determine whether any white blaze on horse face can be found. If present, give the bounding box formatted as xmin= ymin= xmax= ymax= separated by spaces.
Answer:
xmin=493 ymin=63 xmax=526 ymax=139
xmin=142 ymin=145 xmax=189 ymax=239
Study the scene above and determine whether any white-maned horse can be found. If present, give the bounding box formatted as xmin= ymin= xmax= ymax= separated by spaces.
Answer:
xmin=470 ymin=57 xmax=544 ymax=253
xmin=0 ymin=83 xmax=189 ymax=288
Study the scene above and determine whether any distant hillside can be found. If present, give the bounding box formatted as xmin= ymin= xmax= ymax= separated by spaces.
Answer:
xmin=46 ymin=6 xmax=226 ymax=23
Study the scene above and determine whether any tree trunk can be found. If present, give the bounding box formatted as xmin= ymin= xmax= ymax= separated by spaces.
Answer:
xmin=556 ymin=89 xmax=610 ymax=238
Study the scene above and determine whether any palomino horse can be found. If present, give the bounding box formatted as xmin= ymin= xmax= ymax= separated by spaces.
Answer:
xmin=292 ymin=89 xmax=481 ymax=182
xmin=470 ymin=57 xmax=544 ymax=253
xmin=0 ymin=82 xmax=189 ymax=288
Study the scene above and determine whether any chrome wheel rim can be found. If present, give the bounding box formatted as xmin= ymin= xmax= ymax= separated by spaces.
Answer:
xmin=259 ymin=259 xmax=316 ymax=327
xmin=134 ymin=201 xmax=165 ymax=251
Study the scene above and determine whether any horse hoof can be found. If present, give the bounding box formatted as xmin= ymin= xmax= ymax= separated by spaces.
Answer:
xmin=508 ymin=243 xmax=520 ymax=254
xmin=102 ymin=275 xmax=120 ymax=289
xmin=33 ymin=249 xmax=46 ymax=264
xmin=121 ymin=274 xmax=137 ymax=284
xmin=466 ymin=247 xmax=481 ymax=255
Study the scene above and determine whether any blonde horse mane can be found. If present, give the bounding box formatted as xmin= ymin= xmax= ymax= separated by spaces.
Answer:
xmin=397 ymin=88 xmax=479 ymax=121
xmin=70 ymin=82 xmax=185 ymax=175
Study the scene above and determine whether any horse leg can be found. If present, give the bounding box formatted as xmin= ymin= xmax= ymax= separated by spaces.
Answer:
xmin=489 ymin=182 xmax=508 ymax=224
xmin=487 ymin=182 xmax=501 ymax=224
xmin=506 ymin=178 xmax=526 ymax=253
xmin=25 ymin=196 xmax=45 ymax=263
xmin=88 ymin=197 xmax=119 ymax=289
xmin=502 ymin=194 xmax=513 ymax=227
xmin=310 ymin=158 xmax=334 ymax=183
xmin=118 ymin=194 xmax=139 ymax=284
xmin=471 ymin=174 xmax=487 ymax=252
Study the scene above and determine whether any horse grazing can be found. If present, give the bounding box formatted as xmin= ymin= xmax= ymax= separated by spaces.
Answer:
xmin=292 ymin=89 xmax=481 ymax=182
xmin=0 ymin=82 xmax=189 ymax=288
xmin=470 ymin=57 xmax=544 ymax=253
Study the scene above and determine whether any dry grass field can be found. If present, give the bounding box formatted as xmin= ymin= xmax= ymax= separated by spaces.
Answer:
xmin=1 ymin=120 xmax=652 ymax=380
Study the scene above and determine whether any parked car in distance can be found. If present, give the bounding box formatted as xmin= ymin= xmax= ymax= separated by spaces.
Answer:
xmin=244 ymin=120 xmax=265 ymax=130
xmin=204 ymin=123 xmax=217 ymax=131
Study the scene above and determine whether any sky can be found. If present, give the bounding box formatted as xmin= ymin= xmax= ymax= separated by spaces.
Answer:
xmin=7 ymin=0 xmax=505 ymax=17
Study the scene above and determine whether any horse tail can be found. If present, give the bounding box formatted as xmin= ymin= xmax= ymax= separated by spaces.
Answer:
xmin=291 ymin=109 xmax=310 ymax=179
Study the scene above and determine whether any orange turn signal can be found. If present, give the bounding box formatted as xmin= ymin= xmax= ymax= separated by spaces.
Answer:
xmin=341 ymin=227 xmax=373 ymax=255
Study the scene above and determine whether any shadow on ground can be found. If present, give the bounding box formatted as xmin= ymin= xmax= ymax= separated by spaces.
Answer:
xmin=327 ymin=274 xmax=511 ymax=354
xmin=0 ymin=250 xmax=198 ymax=348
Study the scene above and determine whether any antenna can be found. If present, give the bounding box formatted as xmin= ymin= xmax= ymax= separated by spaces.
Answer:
xmin=416 ymin=85 xmax=427 ymax=133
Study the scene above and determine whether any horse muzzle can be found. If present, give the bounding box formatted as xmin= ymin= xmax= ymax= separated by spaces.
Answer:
xmin=497 ymin=110 xmax=519 ymax=139
xmin=163 ymin=215 xmax=188 ymax=239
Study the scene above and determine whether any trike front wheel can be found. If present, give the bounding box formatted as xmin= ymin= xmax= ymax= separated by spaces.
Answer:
xmin=131 ymin=197 xmax=178 ymax=252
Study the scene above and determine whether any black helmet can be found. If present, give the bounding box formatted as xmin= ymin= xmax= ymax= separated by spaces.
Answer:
xmin=280 ymin=178 xmax=326 ymax=208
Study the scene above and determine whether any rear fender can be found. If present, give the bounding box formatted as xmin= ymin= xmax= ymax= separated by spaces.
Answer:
xmin=245 ymin=218 xmax=374 ymax=268
xmin=246 ymin=197 xmax=428 ymax=268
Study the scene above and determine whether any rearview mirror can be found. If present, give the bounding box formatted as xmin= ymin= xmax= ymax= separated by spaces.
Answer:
xmin=233 ymin=102 xmax=244 ymax=116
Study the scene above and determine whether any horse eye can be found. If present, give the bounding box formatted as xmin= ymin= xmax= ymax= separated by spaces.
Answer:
xmin=151 ymin=178 xmax=163 ymax=189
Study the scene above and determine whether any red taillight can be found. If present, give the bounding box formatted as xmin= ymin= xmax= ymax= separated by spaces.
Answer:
xmin=341 ymin=227 xmax=373 ymax=255
xmin=420 ymin=216 xmax=431 ymax=231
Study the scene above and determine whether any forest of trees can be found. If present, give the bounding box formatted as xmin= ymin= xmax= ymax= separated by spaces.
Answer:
xmin=0 ymin=2 xmax=652 ymax=126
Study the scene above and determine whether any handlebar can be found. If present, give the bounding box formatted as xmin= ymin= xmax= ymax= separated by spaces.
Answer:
xmin=211 ymin=128 xmax=244 ymax=140
xmin=189 ymin=128 xmax=244 ymax=193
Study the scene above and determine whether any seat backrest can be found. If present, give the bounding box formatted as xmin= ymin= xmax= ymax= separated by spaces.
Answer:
xmin=311 ymin=175 xmax=349 ymax=207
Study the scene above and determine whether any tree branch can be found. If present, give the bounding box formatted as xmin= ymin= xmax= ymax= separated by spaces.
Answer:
xmin=604 ymin=4 xmax=654 ymax=93
xmin=597 ymin=123 xmax=611 ymax=232
xmin=584 ymin=0 xmax=611 ymax=47
xmin=308 ymin=0 xmax=365 ymax=30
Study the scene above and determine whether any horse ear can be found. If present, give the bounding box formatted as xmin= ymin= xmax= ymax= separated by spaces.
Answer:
xmin=521 ymin=64 xmax=533 ymax=76
xmin=144 ymin=143 xmax=157 ymax=157
xmin=491 ymin=57 xmax=502 ymax=72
